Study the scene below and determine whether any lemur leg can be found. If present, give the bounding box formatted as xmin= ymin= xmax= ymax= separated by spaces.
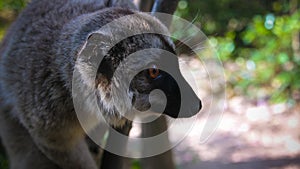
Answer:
xmin=100 ymin=121 xmax=132 ymax=169
xmin=86 ymin=136 xmax=103 ymax=168
xmin=0 ymin=107 xmax=61 ymax=169
xmin=34 ymin=138 xmax=97 ymax=169
xmin=141 ymin=116 xmax=176 ymax=169
xmin=0 ymin=138 xmax=7 ymax=167
xmin=25 ymin=119 xmax=98 ymax=169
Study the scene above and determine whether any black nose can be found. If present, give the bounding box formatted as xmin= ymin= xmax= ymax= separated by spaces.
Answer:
xmin=198 ymin=100 xmax=202 ymax=111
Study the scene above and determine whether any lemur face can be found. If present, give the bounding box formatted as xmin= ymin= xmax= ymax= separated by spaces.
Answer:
xmin=95 ymin=33 xmax=202 ymax=120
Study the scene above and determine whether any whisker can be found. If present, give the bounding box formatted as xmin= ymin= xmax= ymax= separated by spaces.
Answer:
xmin=176 ymin=35 xmax=195 ymax=49
xmin=193 ymin=46 xmax=209 ymax=52
xmin=190 ymin=39 xmax=206 ymax=48
xmin=191 ymin=10 xmax=201 ymax=25
xmin=175 ymin=11 xmax=201 ymax=49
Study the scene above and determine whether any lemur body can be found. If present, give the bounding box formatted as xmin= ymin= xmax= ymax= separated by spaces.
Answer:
xmin=0 ymin=0 xmax=201 ymax=169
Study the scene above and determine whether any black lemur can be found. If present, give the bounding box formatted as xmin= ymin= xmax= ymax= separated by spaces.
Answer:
xmin=0 ymin=0 xmax=202 ymax=169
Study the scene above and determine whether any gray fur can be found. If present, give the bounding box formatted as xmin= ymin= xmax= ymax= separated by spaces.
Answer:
xmin=0 ymin=0 xmax=180 ymax=169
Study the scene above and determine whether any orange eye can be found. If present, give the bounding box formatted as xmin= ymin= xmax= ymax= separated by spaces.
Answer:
xmin=148 ymin=65 xmax=160 ymax=79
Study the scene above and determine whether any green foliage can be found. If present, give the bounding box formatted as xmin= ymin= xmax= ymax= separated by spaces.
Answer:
xmin=0 ymin=0 xmax=28 ymax=40
xmin=176 ymin=0 xmax=300 ymax=104
xmin=176 ymin=0 xmax=272 ymax=35
xmin=0 ymin=0 xmax=28 ymax=12
xmin=0 ymin=153 xmax=8 ymax=169
xmin=131 ymin=159 xmax=142 ymax=169
xmin=219 ymin=11 xmax=299 ymax=103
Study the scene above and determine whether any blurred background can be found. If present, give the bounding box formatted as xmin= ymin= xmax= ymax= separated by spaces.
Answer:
xmin=0 ymin=0 xmax=299 ymax=169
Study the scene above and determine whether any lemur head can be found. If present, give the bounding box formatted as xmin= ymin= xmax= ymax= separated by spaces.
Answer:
xmin=76 ymin=10 xmax=201 ymax=126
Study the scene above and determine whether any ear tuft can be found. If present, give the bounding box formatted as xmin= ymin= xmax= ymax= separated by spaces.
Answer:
xmin=86 ymin=33 xmax=114 ymax=83
xmin=87 ymin=32 xmax=102 ymax=41
xmin=76 ymin=31 xmax=114 ymax=89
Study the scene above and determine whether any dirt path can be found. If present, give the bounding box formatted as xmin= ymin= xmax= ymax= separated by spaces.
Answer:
xmin=173 ymin=57 xmax=300 ymax=169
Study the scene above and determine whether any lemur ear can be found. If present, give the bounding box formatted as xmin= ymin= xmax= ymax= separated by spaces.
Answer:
xmin=97 ymin=57 xmax=113 ymax=82
xmin=85 ymin=32 xmax=114 ymax=82
xmin=87 ymin=32 xmax=108 ymax=43
xmin=76 ymin=32 xmax=113 ymax=88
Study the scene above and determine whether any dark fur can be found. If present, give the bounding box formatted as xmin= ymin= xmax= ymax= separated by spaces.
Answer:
xmin=0 ymin=0 xmax=201 ymax=168
xmin=0 ymin=1 xmax=139 ymax=169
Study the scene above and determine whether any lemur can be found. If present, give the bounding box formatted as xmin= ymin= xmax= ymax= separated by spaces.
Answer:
xmin=0 ymin=0 xmax=202 ymax=169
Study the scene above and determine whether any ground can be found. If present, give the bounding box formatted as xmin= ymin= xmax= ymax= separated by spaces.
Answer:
xmin=172 ymin=57 xmax=300 ymax=169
